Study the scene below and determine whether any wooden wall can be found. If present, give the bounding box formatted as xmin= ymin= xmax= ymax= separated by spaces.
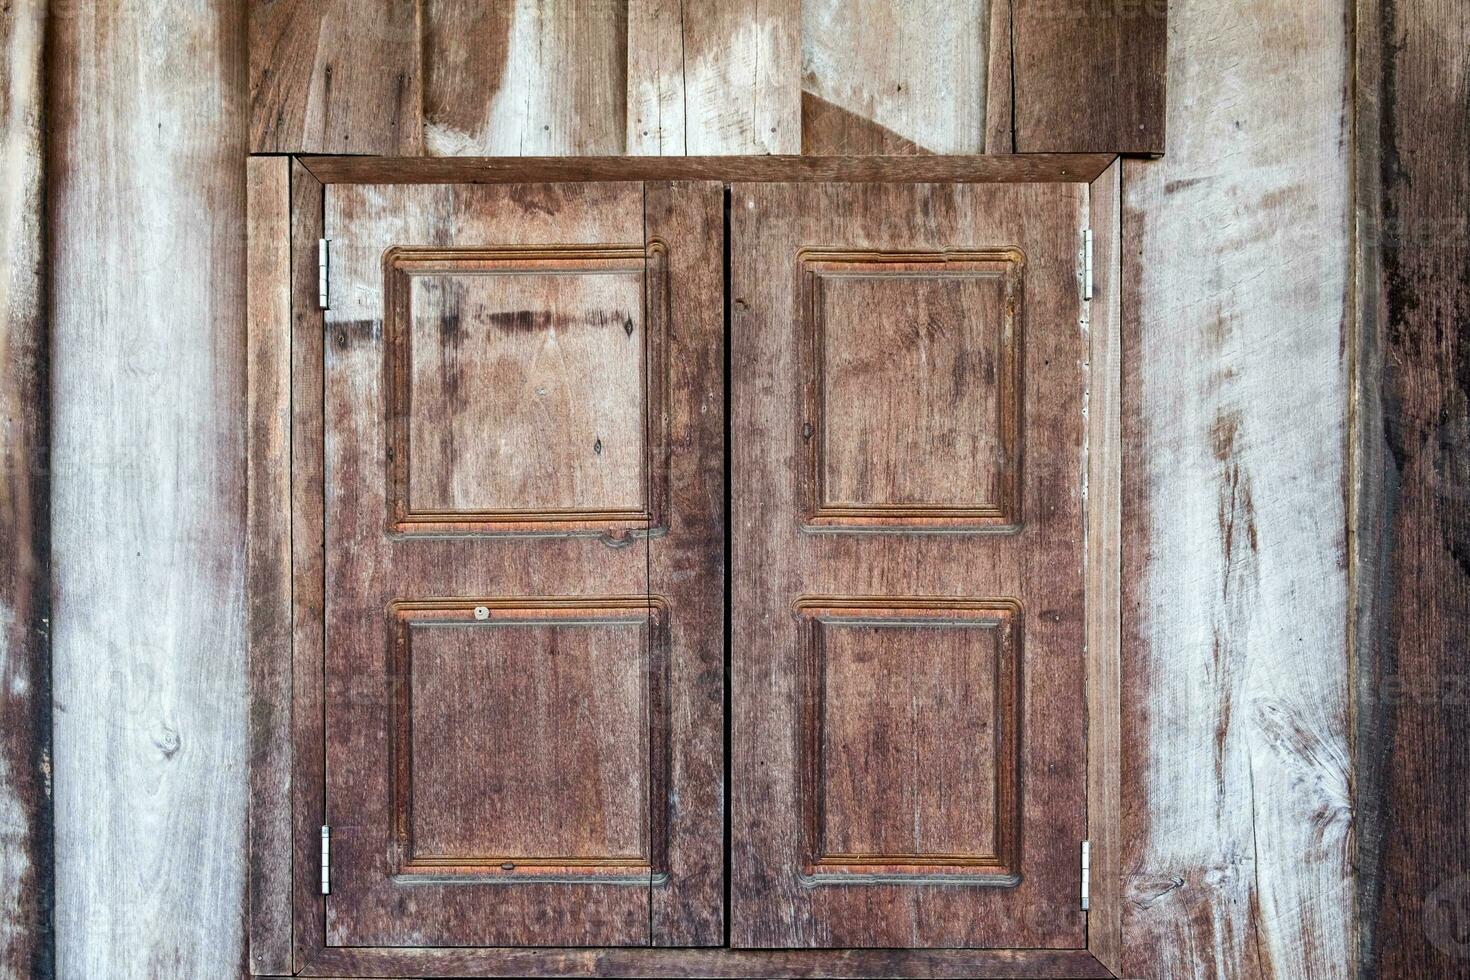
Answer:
xmin=249 ymin=0 xmax=1166 ymax=156
xmin=0 ymin=0 xmax=1460 ymax=976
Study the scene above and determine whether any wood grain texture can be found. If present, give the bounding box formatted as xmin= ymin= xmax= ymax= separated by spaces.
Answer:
xmin=300 ymin=154 xmax=1116 ymax=185
xmin=984 ymin=0 xmax=1014 ymax=153
xmin=731 ymin=181 xmax=1089 ymax=949
xmin=800 ymin=0 xmax=989 ymax=154
xmin=643 ymin=181 xmax=725 ymax=946
xmin=1011 ymin=0 xmax=1166 ymax=153
xmin=1118 ymin=1 xmax=1353 ymax=976
xmin=422 ymin=0 xmax=628 ymax=156
xmin=682 ymin=0 xmax=800 ymax=154
xmin=0 ymin=0 xmax=51 ymax=976
xmin=323 ymin=181 xmax=652 ymax=947
xmin=246 ymin=156 xmax=293 ymax=976
xmin=288 ymin=159 xmax=327 ymax=974
xmin=1084 ymin=158 xmax=1121 ymax=975
xmin=1354 ymin=0 xmax=1470 ymax=974
xmin=50 ymin=1 xmax=249 ymax=976
xmin=626 ymin=0 xmax=687 ymax=154
xmin=250 ymin=0 xmax=422 ymax=154
xmin=299 ymin=945 xmax=1112 ymax=978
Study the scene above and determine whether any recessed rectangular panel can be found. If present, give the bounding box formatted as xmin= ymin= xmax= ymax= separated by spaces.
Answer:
xmin=390 ymin=598 xmax=667 ymax=880
xmin=797 ymin=599 xmax=1021 ymax=882
xmin=386 ymin=246 xmax=669 ymax=533
xmin=800 ymin=249 xmax=1024 ymax=531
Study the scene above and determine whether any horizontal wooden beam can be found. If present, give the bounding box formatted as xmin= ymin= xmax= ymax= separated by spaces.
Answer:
xmin=296 ymin=946 xmax=1113 ymax=978
xmin=297 ymin=153 xmax=1117 ymax=185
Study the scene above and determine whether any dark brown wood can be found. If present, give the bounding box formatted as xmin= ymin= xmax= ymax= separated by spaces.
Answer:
xmin=307 ymin=179 xmax=724 ymax=948
xmin=323 ymin=181 xmax=650 ymax=946
xmin=249 ymin=0 xmax=422 ymax=154
xmin=289 ymin=158 xmax=328 ymax=973
xmin=1011 ymin=0 xmax=1166 ymax=154
xmin=643 ymin=181 xmax=726 ymax=946
xmin=0 ymin=0 xmax=51 ymax=975
xmin=730 ymin=181 xmax=1090 ymax=948
xmin=1355 ymin=0 xmax=1470 ymax=974
xmin=247 ymin=155 xmax=294 ymax=975
xmin=299 ymin=154 xmax=1118 ymax=186
xmin=298 ymin=945 xmax=1113 ymax=978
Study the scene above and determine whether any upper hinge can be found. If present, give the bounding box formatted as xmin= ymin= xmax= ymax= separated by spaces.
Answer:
xmin=318 ymin=238 xmax=330 ymax=310
xmin=1081 ymin=839 xmax=1091 ymax=911
xmin=1081 ymin=228 xmax=1094 ymax=301
xmin=320 ymin=824 xmax=331 ymax=895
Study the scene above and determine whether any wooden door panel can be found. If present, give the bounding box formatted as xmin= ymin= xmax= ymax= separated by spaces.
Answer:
xmin=322 ymin=181 xmax=722 ymax=948
xmin=800 ymin=600 xmax=1020 ymax=881
xmin=394 ymin=599 xmax=661 ymax=875
xmin=801 ymin=250 xmax=1022 ymax=530
xmin=731 ymin=181 xmax=1088 ymax=949
xmin=394 ymin=251 xmax=650 ymax=522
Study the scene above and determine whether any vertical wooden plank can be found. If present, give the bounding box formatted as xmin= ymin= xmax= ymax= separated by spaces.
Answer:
xmin=1011 ymin=0 xmax=1165 ymax=154
xmin=0 ymin=1 xmax=51 ymax=977
xmin=683 ymin=0 xmax=800 ymax=154
xmin=1085 ymin=158 xmax=1121 ymax=976
xmin=50 ymin=0 xmax=250 ymax=976
xmin=1355 ymin=0 xmax=1470 ymax=974
xmin=645 ymin=181 xmax=725 ymax=945
xmin=627 ymin=0 xmax=687 ymax=155
xmin=799 ymin=0 xmax=989 ymax=154
xmin=249 ymin=0 xmax=422 ymax=154
xmin=984 ymin=0 xmax=1014 ymax=154
xmin=1119 ymin=0 xmax=1352 ymax=976
xmin=245 ymin=156 xmax=292 ymax=976
xmin=288 ymin=160 xmax=326 ymax=971
xmin=422 ymin=0 xmax=628 ymax=155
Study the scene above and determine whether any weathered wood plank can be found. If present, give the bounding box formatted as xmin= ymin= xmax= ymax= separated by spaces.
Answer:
xmin=246 ymin=156 xmax=293 ymax=976
xmin=644 ymin=181 xmax=726 ymax=945
xmin=626 ymin=0 xmax=687 ymax=154
xmin=301 ymin=945 xmax=1112 ymax=978
xmin=682 ymin=0 xmax=800 ymax=154
xmin=983 ymin=0 xmax=1014 ymax=153
xmin=288 ymin=159 xmax=326 ymax=975
xmin=0 ymin=1 xmax=51 ymax=976
xmin=299 ymin=153 xmax=1116 ymax=185
xmin=250 ymin=0 xmax=422 ymax=154
xmin=1085 ymin=157 xmax=1121 ymax=976
xmin=1011 ymin=0 xmax=1166 ymax=153
xmin=799 ymin=0 xmax=990 ymax=154
xmin=1354 ymin=0 xmax=1470 ymax=974
xmin=1118 ymin=1 xmax=1352 ymax=976
xmin=422 ymin=0 xmax=628 ymax=155
xmin=50 ymin=0 xmax=250 ymax=976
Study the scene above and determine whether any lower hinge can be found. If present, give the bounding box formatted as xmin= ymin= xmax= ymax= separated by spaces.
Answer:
xmin=321 ymin=825 xmax=331 ymax=895
xmin=1081 ymin=839 xmax=1091 ymax=911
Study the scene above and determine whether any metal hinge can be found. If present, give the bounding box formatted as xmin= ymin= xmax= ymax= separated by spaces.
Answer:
xmin=1080 ymin=840 xmax=1091 ymax=910
xmin=318 ymin=238 xmax=330 ymax=310
xmin=320 ymin=825 xmax=331 ymax=895
xmin=1081 ymin=228 xmax=1094 ymax=301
